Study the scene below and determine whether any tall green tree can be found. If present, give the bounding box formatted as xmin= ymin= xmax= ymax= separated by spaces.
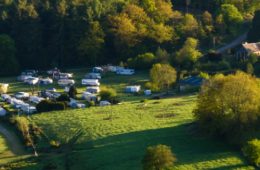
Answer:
xmin=175 ymin=37 xmax=202 ymax=71
xmin=0 ymin=34 xmax=19 ymax=75
xmin=78 ymin=21 xmax=105 ymax=65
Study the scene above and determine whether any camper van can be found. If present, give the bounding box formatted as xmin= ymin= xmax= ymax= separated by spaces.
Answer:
xmin=125 ymin=85 xmax=141 ymax=93
xmin=116 ymin=69 xmax=135 ymax=75
xmin=25 ymin=77 xmax=39 ymax=85
xmin=81 ymin=79 xmax=100 ymax=86
xmin=58 ymin=79 xmax=75 ymax=86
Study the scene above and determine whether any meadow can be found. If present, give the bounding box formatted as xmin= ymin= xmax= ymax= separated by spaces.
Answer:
xmin=30 ymin=95 xmax=254 ymax=170
xmin=0 ymin=70 xmax=255 ymax=169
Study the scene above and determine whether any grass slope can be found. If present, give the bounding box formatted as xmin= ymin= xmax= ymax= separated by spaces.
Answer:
xmin=31 ymin=95 xmax=254 ymax=170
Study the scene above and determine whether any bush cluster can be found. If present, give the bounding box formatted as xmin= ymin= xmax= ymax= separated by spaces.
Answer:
xmin=36 ymin=100 xmax=66 ymax=113
xmin=99 ymin=87 xmax=119 ymax=104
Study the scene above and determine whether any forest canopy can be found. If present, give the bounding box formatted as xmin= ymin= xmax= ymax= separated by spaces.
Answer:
xmin=0 ymin=0 xmax=259 ymax=75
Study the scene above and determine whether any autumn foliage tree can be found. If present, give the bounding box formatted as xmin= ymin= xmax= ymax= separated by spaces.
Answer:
xmin=194 ymin=72 xmax=260 ymax=142
xmin=150 ymin=63 xmax=177 ymax=91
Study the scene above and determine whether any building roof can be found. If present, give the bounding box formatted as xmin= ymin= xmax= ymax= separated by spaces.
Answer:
xmin=242 ymin=42 xmax=260 ymax=53
xmin=179 ymin=76 xmax=203 ymax=86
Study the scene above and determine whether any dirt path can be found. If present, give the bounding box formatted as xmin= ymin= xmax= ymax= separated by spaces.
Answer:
xmin=216 ymin=32 xmax=248 ymax=54
xmin=0 ymin=124 xmax=26 ymax=155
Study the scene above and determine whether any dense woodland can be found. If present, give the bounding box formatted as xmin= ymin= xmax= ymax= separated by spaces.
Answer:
xmin=0 ymin=0 xmax=260 ymax=75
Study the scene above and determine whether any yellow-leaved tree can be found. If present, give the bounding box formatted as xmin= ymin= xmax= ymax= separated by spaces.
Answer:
xmin=194 ymin=72 xmax=260 ymax=143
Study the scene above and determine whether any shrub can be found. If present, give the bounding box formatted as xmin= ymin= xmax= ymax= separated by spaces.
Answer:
xmin=242 ymin=139 xmax=260 ymax=167
xmin=99 ymin=87 xmax=117 ymax=102
xmin=87 ymin=101 xmax=96 ymax=107
xmin=140 ymin=99 xmax=148 ymax=103
xmin=56 ymin=94 xmax=70 ymax=102
xmin=142 ymin=144 xmax=176 ymax=170
xmin=36 ymin=100 xmax=66 ymax=113
xmin=68 ymin=86 xmax=77 ymax=98
xmin=144 ymin=82 xmax=160 ymax=92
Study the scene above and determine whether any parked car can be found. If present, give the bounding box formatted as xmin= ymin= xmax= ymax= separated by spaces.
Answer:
xmin=20 ymin=104 xmax=37 ymax=114
xmin=69 ymin=99 xmax=86 ymax=108
xmin=14 ymin=92 xmax=30 ymax=99
xmin=58 ymin=79 xmax=75 ymax=86
xmin=1 ymin=94 xmax=11 ymax=101
xmin=92 ymin=67 xmax=103 ymax=73
xmin=29 ymin=96 xmax=44 ymax=104
xmin=0 ymin=107 xmax=7 ymax=116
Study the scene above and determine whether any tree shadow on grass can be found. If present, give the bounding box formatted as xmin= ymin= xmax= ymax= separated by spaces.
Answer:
xmin=72 ymin=123 xmax=249 ymax=170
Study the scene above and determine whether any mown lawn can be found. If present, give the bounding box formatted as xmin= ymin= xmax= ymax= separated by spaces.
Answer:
xmin=29 ymin=95 xmax=254 ymax=170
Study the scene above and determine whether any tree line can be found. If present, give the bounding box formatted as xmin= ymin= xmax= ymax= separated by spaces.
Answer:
xmin=0 ymin=0 xmax=259 ymax=75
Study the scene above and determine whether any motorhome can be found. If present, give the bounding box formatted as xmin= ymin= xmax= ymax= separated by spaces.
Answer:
xmin=81 ymin=79 xmax=100 ymax=86
xmin=116 ymin=69 xmax=135 ymax=75
xmin=58 ymin=79 xmax=75 ymax=86
xmin=125 ymin=85 xmax=141 ymax=93
xmin=25 ymin=77 xmax=39 ymax=85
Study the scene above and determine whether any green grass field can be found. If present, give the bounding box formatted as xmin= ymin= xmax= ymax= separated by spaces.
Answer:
xmin=0 ymin=70 xmax=256 ymax=169
xmin=29 ymin=95 xmax=254 ymax=170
